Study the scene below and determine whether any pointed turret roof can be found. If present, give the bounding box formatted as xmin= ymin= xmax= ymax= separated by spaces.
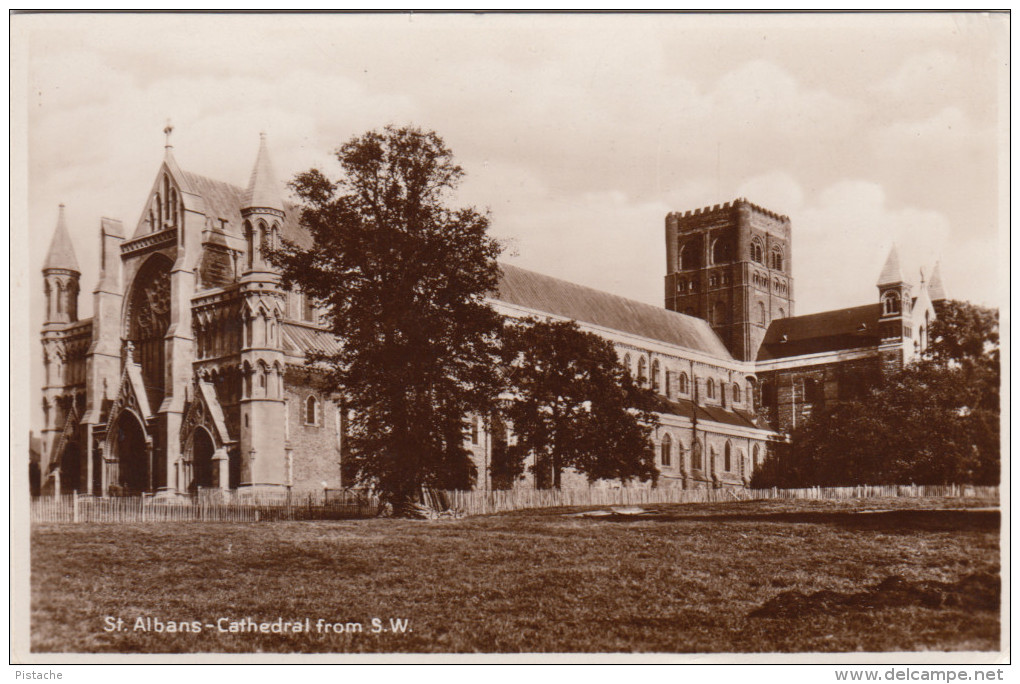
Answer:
xmin=926 ymin=261 xmax=947 ymax=301
xmin=876 ymin=245 xmax=904 ymax=286
xmin=43 ymin=204 xmax=80 ymax=273
xmin=242 ymin=132 xmax=284 ymax=212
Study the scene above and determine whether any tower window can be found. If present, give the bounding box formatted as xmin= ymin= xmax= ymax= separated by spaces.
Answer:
xmin=678 ymin=241 xmax=701 ymax=271
xmin=711 ymin=238 xmax=730 ymax=265
xmin=759 ymin=301 xmax=767 ymax=326
xmin=883 ymin=292 xmax=900 ymax=315
xmin=750 ymin=239 xmax=765 ymax=264
xmin=770 ymin=247 xmax=784 ymax=271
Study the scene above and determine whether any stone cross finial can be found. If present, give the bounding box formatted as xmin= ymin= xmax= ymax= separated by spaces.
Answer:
xmin=163 ymin=120 xmax=174 ymax=150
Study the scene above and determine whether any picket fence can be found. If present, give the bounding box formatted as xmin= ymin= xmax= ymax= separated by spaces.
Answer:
xmin=30 ymin=489 xmax=380 ymax=524
xmin=30 ymin=483 xmax=997 ymax=523
xmin=436 ymin=483 xmax=999 ymax=517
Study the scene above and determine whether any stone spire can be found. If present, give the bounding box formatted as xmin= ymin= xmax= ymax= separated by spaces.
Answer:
xmin=926 ymin=261 xmax=948 ymax=301
xmin=876 ymin=244 xmax=904 ymax=286
xmin=43 ymin=204 xmax=80 ymax=273
xmin=242 ymin=132 xmax=284 ymax=213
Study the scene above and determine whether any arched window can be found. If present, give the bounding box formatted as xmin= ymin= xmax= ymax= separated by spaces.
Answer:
xmin=244 ymin=221 xmax=254 ymax=270
xmin=758 ymin=301 xmax=767 ymax=327
xmin=170 ymin=188 xmax=178 ymax=227
xmin=651 ymin=359 xmax=661 ymax=392
xmin=678 ymin=372 xmax=689 ymax=395
xmin=724 ymin=442 xmax=732 ymax=472
xmin=664 ymin=370 xmax=672 ymax=398
xmin=750 ymin=239 xmax=764 ymax=264
xmin=753 ymin=444 xmax=761 ymax=470
xmin=709 ymin=273 xmax=719 ymax=288
xmin=623 ymin=353 xmax=631 ymax=375
xmin=693 ymin=440 xmax=703 ymax=470
xmin=637 ymin=357 xmax=647 ymax=385
xmin=778 ymin=307 xmax=786 ymax=319
xmin=678 ymin=241 xmax=701 ymax=271
xmin=771 ymin=247 xmax=784 ymax=271
xmin=660 ymin=434 xmax=672 ymax=467
xmin=676 ymin=279 xmax=686 ymax=295
xmin=711 ymin=238 xmax=730 ymax=264
xmin=305 ymin=395 xmax=319 ymax=426
xmin=302 ymin=293 xmax=316 ymax=322
xmin=733 ymin=383 xmax=741 ymax=404
xmin=883 ymin=292 xmax=900 ymax=315
xmin=154 ymin=194 xmax=162 ymax=230
xmin=706 ymin=377 xmax=716 ymax=399
xmin=243 ymin=362 xmax=252 ymax=398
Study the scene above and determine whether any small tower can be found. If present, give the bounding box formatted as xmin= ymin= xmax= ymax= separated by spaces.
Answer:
xmin=876 ymin=245 xmax=913 ymax=370
xmin=238 ymin=133 xmax=288 ymax=492
xmin=43 ymin=204 xmax=81 ymax=325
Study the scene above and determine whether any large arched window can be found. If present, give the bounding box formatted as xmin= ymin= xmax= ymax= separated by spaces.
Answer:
xmin=651 ymin=359 xmax=661 ymax=392
xmin=770 ymin=247 xmax=784 ymax=271
xmin=711 ymin=238 xmax=730 ymax=265
xmin=750 ymin=239 xmax=765 ymax=264
xmin=305 ymin=395 xmax=320 ymax=426
xmin=724 ymin=442 xmax=732 ymax=471
xmin=126 ymin=254 xmax=173 ymax=411
xmin=883 ymin=292 xmax=900 ymax=315
xmin=637 ymin=357 xmax=647 ymax=385
xmin=660 ymin=434 xmax=672 ymax=467
xmin=678 ymin=241 xmax=701 ymax=271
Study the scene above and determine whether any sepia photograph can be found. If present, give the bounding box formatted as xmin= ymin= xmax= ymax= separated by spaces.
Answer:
xmin=9 ymin=11 xmax=1008 ymax=666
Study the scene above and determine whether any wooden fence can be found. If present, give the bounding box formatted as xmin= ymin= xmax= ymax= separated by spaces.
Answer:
xmin=30 ymin=490 xmax=380 ymax=524
xmin=29 ymin=484 xmax=997 ymax=523
xmin=437 ymin=483 xmax=1000 ymax=517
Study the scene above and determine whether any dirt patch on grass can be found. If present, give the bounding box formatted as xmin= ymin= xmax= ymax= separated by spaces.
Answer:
xmin=750 ymin=572 xmax=1000 ymax=619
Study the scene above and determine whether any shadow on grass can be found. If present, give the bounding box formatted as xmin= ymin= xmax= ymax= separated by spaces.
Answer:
xmin=583 ymin=508 xmax=999 ymax=533
xmin=750 ymin=572 xmax=1001 ymax=619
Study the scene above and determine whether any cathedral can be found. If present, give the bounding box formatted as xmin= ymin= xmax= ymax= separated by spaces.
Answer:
xmin=36 ymin=135 xmax=946 ymax=497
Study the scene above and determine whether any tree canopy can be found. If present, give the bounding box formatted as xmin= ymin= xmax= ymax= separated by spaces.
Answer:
xmin=270 ymin=126 xmax=504 ymax=509
xmin=752 ymin=300 xmax=1000 ymax=488
xmin=498 ymin=318 xmax=660 ymax=488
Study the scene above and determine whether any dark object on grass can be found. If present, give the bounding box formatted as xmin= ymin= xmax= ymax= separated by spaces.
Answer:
xmin=750 ymin=572 xmax=1000 ymax=618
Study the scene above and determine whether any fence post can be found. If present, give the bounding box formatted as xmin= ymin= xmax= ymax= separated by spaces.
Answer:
xmin=72 ymin=490 xmax=79 ymax=523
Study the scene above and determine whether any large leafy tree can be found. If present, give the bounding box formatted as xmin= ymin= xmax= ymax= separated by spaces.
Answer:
xmin=271 ymin=126 xmax=504 ymax=510
xmin=498 ymin=318 xmax=660 ymax=488
xmin=752 ymin=300 xmax=999 ymax=487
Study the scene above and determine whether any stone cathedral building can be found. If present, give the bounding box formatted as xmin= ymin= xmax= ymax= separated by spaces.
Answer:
xmin=36 ymin=136 xmax=945 ymax=497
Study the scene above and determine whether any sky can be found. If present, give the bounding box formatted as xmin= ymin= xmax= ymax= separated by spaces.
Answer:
xmin=13 ymin=12 xmax=1008 ymax=431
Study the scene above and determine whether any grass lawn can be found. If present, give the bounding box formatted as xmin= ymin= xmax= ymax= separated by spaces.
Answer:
xmin=30 ymin=496 xmax=1000 ymax=654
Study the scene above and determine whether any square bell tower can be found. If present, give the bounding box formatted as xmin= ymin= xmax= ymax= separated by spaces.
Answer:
xmin=664 ymin=198 xmax=795 ymax=362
